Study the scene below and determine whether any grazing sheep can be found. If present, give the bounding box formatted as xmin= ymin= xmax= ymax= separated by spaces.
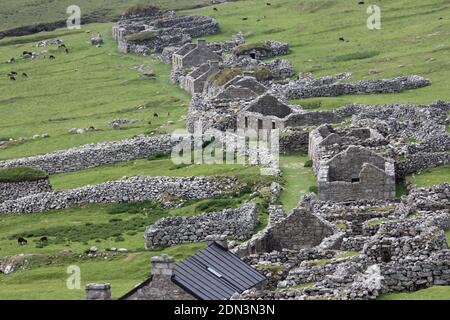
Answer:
xmin=153 ymin=113 xmax=159 ymax=118
xmin=7 ymin=57 xmax=15 ymax=63
xmin=91 ymin=33 xmax=104 ymax=46
xmin=39 ymin=236 xmax=48 ymax=244
xmin=17 ymin=237 xmax=28 ymax=245
xmin=22 ymin=72 xmax=28 ymax=78
xmin=49 ymin=55 xmax=56 ymax=60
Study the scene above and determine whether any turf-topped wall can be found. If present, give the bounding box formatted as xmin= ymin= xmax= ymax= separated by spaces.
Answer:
xmin=0 ymin=135 xmax=179 ymax=174
xmin=0 ymin=167 xmax=51 ymax=203
xmin=0 ymin=176 xmax=241 ymax=214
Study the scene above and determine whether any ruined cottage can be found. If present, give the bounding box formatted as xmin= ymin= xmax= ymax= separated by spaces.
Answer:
xmin=233 ymin=205 xmax=335 ymax=257
xmin=308 ymin=124 xmax=386 ymax=173
xmin=172 ymin=39 xmax=223 ymax=70
xmin=237 ymin=93 xmax=341 ymax=132
xmin=87 ymin=238 xmax=266 ymax=300
xmin=182 ymin=61 xmax=220 ymax=95
xmin=112 ymin=9 xmax=220 ymax=54
xmin=317 ymin=146 xmax=396 ymax=202
xmin=209 ymin=73 xmax=268 ymax=102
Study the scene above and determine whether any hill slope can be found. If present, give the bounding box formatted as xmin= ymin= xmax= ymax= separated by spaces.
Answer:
xmin=0 ymin=0 xmax=211 ymax=31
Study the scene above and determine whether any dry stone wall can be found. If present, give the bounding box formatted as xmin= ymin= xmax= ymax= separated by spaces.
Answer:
xmin=0 ymin=179 xmax=52 ymax=203
xmin=273 ymin=75 xmax=430 ymax=100
xmin=0 ymin=135 xmax=178 ymax=174
xmin=144 ymin=203 xmax=259 ymax=249
xmin=0 ymin=176 xmax=241 ymax=214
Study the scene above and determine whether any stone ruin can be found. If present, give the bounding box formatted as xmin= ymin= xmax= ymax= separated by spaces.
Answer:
xmin=237 ymin=93 xmax=342 ymax=132
xmin=316 ymin=146 xmax=396 ymax=202
xmin=230 ymin=183 xmax=449 ymax=300
xmin=232 ymin=204 xmax=335 ymax=258
xmin=112 ymin=8 xmax=219 ymax=54
xmin=172 ymin=39 xmax=223 ymax=70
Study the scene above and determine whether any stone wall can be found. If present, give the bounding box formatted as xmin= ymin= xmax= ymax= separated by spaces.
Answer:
xmin=0 ymin=179 xmax=52 ymax=203
xmin=144 ymin=203 xmax=259 ymax=249
xmin=0 ymin=135 xmax=178 ymax=174
xmin=274 ymin=75 xmax=430 ymax=100
xmin=317 ymin=146 xmax=396 ymax=202
xmin=279 ymin=129 xmax=309 ymax=154
xmin=381 ymin=250 xmax=450 ymax=292
xmin=396 ymin=152 xmax=450 ymax=178
xmin=0 ymin=176 xmax=241 ymax=214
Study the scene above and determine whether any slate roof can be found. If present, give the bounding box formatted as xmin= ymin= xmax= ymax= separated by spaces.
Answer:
xmin=172 ymin=243 xmax=266 ymax=300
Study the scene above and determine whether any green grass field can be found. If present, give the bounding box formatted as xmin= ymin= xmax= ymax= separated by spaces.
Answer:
xmin=0 ymin=0 xmax=211 ymax=31
xmin=0 ymin=0 xmax=449 ymax=300
xmin=279 ymin=153 xmax=316 ymax=212
xmin=406 ymin=165 xmax=450 ymax=188
xmin=0 ymin=23 xmax=191 ymax=160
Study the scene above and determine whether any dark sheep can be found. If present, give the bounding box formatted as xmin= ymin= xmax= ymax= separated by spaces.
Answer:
xmin=153 ymin=113 xmax=159 ymax=117
xmin=49 ymin=55 xmax=56 ymax=60
xmin=213 ymin=7 xmax=218 ymax=11
xmin=9 ymin=76 xmax=16 ymax=81
xmin=266 ymin=2 xmax=271 ymax=5
xmin=358 ymin=1 xmax=365 ymax=4
xmin=242 ymin=17 xmax=248 ymax=21
xmin=39 ymin=236 xmax=48 ymax=243
xmin=339 ymin=37 xmax=345 ymax=41
xmin=22 ymin=73 xmax=28 ymax=78
xmin=17 ymin=237 xmax=28 ymax=245
xmin=65 ymin=48 xmax=69 ymax=54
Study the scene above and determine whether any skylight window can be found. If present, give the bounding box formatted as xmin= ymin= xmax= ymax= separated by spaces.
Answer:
xmin=207 ymin=267 xmax=223 ymax=278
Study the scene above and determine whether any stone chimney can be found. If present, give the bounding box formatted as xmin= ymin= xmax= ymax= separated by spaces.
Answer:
xmin=151 ymin=254 xmax=176 ymax=278
xmin=85 ymin=283 xmax=112 ymax=300
xmin=197 ymin=39 xmax=206 ymax=47
xmin=206 ymin=234 xmax=229 ymax=250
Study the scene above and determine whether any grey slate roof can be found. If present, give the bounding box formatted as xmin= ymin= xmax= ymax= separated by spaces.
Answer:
xmin=172 ymin=243 xmax=266 ymax=300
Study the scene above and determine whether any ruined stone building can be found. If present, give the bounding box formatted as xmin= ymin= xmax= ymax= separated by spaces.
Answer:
xmin=237 ymin=93 xmax=342 ymax=132
xmin=308 ymin=124 xmax=387 ymax=173
xmin=181 ymin=61 xmax=220 ymax=95
xmin=112 ymin=9 xmax=220 ymax=54
xmin=172 ymin=39 xmax=223 ymax=70
xmin=207 ymin=73 xmax=268 ymax=103
xmin=86 ymin=239 xmax=266 ymax=300
xmin=233 ymin=205 xmax=335 ymax=258
xmin=317 ymin=146 xmax=396 ymax=202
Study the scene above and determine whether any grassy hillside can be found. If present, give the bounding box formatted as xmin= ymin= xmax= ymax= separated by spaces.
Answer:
xmin=0 ymin=0 xmax=449 ymax=300
xmin=0 ymin=0 xmax=211 ymax=31
xmin=0 ymin=23 xmax=190 ymax=160
xmin=190 ymin=0 xmax=450 ymax=108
